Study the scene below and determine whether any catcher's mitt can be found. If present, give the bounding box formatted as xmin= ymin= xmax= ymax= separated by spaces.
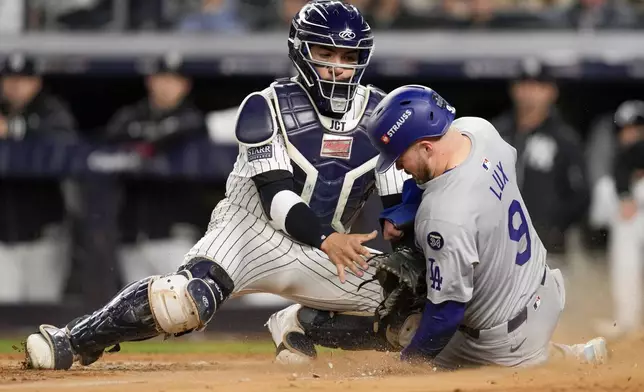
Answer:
xmin=359 ymin=246 xmax=427 ymax=349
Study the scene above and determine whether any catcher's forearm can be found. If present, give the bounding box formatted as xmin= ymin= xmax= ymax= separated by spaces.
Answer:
xmin=252 ymin=170 xmax=326 ymax=248
xmin=401 ymin=300 xmax=465 ymax=361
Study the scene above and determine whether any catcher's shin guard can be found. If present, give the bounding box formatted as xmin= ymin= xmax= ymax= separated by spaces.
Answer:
xmin=267 ymin=304 xmax=396 ymax=365
xmin=25 ymin=277 xmax=158 ymax=370
xmin=297 ymin=307 xmax=392 ymax=351
xmin=25 ymin=258 xmax=234 ymax=370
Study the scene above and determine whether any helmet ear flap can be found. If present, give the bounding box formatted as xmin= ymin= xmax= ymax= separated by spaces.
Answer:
xmin=290 ymin=37 xmax=316 ymax=88
xmin=298 ymin=42 xmax=315 ymax=86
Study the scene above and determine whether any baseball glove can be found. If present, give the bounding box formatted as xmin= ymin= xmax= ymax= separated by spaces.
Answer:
xmin=359 ymin=246 xmax=427 ymax=349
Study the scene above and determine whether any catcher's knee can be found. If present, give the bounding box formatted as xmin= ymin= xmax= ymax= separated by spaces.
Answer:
xmin=151 ymin=258 xmax=234 ymax=334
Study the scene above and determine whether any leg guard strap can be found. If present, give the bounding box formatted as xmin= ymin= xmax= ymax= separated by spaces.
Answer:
xmin=297 ymin=308 xmax=392 ymax=352
xmin=68 ymin=276 xmax=160 ymax=362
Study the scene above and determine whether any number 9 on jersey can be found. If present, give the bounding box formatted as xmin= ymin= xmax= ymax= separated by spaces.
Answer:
xmin=508 ymin=199 xmax=531 ymax=266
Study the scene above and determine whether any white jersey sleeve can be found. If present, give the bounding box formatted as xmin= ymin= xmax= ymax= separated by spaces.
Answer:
xmin=417 ymin=218 xmax=478 ymax=304
xmin=374 ymin=165 xmax=410 ymax=196
xmin=240 ymin=132 xmax=293 ymax=177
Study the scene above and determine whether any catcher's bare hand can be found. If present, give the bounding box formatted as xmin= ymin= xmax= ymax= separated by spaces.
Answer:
xmin=321 ymin=231 xmax=377 ymax=283
xmin=383 ymin=220 xmax=403 ymax=241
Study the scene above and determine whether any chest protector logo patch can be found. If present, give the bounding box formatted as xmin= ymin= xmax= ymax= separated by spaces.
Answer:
xmin=320 ymin=134 xmax=354 ymax=160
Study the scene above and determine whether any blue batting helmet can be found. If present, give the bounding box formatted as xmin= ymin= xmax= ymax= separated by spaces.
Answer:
xmin=288 ymin=1 xmax=374 ymax=114
xmin=367 ymin=85 xmax=456 ymax=173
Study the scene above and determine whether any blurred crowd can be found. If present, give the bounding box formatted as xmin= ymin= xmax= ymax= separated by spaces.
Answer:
xmin=2 ymin=0 xmax=644 ymax=34
xmin=0 ymin=53 xmax=214 ymax=304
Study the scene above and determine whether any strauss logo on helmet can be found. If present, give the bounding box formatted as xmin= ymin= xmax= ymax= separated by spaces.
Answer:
xmin=382 ymin=109 xmax=412 ymax=144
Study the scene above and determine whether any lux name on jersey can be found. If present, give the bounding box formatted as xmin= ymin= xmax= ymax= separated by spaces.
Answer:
xmin=489 ymin=161 xmax=510 ymax=201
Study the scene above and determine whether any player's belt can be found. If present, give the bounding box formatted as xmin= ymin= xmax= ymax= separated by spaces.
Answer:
xmin=458 ymin=267 xmax=548 ymax=340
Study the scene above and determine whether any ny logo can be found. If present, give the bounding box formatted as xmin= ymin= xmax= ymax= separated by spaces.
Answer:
xmin=428 ymin=258 xmax=443 ymax=291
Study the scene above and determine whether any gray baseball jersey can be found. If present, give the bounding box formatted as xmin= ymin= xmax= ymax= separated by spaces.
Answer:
xmin=415 ymin=116 xmax=548 ymax=330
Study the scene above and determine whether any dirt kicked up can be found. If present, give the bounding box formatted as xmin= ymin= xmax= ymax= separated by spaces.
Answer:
xmin=0 ymin=333 xmax=643 ymax=392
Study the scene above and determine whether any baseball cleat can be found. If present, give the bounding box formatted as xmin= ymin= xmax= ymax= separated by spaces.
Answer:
xmin=275 ymin=347 xmax=313 ymax=365
xmin=569 ymin=337 xmax=608 ymax=365
xmin=581 ymin=337 xmax=608 ymax=365
xmin=24 ymin=325 xmax=75 ymax=370
xmin=274 ymin=332 xmax=316 ymax=365
xmin=266 ymin=305 xmax=317 ymax=366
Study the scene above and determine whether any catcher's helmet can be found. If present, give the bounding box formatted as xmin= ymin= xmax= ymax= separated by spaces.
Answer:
xmin=367 ymin=85 xmax=456 ymax=173
xmin=288 ymin=0 xmax=374 ymax=114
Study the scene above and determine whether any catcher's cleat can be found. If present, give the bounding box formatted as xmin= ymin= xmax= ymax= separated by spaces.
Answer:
xmin=275 ymin=332 xmax=317 ymax=365
xmin=25 ymin=325 xmax=75 ymax=370
xmin=266 ymin=304 xmax=317 ymax=365
xmin=24 ymin=316 xmax=107 ymax=370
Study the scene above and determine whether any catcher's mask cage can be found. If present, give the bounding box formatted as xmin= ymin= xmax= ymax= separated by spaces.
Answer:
xmin=288 ymin=1 xmax=374 ymax=114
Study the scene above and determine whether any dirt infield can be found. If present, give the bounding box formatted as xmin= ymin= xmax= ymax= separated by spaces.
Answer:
xmin=0 ymin=333 xmax=643 ymax=392
xmin=0 ymin=251 xmax=639 ymax=391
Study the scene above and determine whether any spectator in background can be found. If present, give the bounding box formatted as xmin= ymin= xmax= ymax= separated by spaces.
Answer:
xmin=492 ymin=59 xmax=589 ymax=269
xmin=253 ymin=0 xmax=308 ymax=30
xmin=48 ymin=0 xmax=172 ymax=31
xmin=260 ymin=0 xmax=379 ymax=32
xmin=348 ymin=0 xmax=401 ymax=29
xmin=585 ymin=101 xmax=642 ymax=237
xmin=0 ymin=56 xmax=76 ymax=139
xmin=442 ymin=0 xmax=500 ymax=25
xmin=400 ymin=0 xmax=549 ymax=29
xmin=454 ymin=0 xmax=550 ymax=29
xmin=0 ymin=53 xmax=76 ymax=303
xmin=594 ymin=102 xmax=644 ymax=339
xmin=104 ymin=53 xmax=208 ymax=284
xmin=550 ymin=0 xmax=639 ymax=30
xmin=28 ymin=0 xmax=112 ymax=31
xmin=178 ymin=0 xmax=248 ymax=33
